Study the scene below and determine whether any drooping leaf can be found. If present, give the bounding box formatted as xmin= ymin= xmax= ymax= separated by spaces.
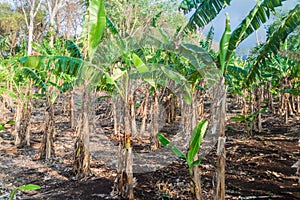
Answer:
xmin=187 ymin=120 xmax=208 ymax=166
xmin=205 ymin=25 xmax=215 ymax=49
xmin=10 ymin=184 xmax=40 ymax=200
xmin=157 ymin=132 xmax=171 ymax=146
xmin=247 ymin=4 xmax=300 ymax=85
xmin=182 ymin=0 xmax=232 ymax=30
xmin=191 ymin=159 xmax=201 ymax=167
xmin=226 ymin=0 xmax=286 ymax=62
xmin=20 ymin=56 xmax=46 ymax=70
xmin=22 ymin=67 xmax=48 ymax=92
xmin=160 ymin=66 xmax=186 ymax=85
xmin=6 ymin=120 xmax=15 ymax=125
xmin=88 ymin=0 xmax=106 ymax=57
xmin=157 ymin=133 xmax=186 ymax=159
xmin=171 ymin=146 xmax=186 ymax=159
xmin=227 ymin=65 xmax=248 ymax=77
xmin=66 ymin=40 xmax=83 ymax=59
xmin=21 ymin=55 xmax=83 ymax=77
xmin=18 ymin=184 xmax=41 ymax=191
xmin=231 ymin=116 xmax=246 ymax=122
xmin=106 ymin=16 xmax=119 ymax=35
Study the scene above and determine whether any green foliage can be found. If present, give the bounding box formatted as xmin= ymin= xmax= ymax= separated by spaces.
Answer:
xmin=0 ymin=3 xmax=24 ymax=36
xmin=225 ymin=0 xmax=285 ymax=62
xmin=247 ymin=4 xmax=300 ymax=84
xmin=181 ymin=0 xmax=297 ymax=88
xmin=19 ymin=36 xmax=85 ymax=96
xmin=0 ymin=87 xmax=17 ymax=99
xmin=66 ymin=40 xmax=83 ymax=59
xmin=225 ymin=59 xmax=249 ymax=95
xmin=106 ymin=17 xmax=119 ymax=36
xmin=9 ymin=184 xmax=40 ymax=200
xmin=158 ymin=120 xmax=208 ymax=175
xmin=219 ymin=13 xmax=231 ymax=74
xmin=231 ymin=108 xmax=267 ymax=136
xmin=103 ymin=26 xmax=216 ymax=104
xmin=22 ymin=67 xmax=48 ymax=92
xmin=187 ymin=120 xmax=208 ymax=169
xmin=157 ymin=133 xmax=186 ymax=159
xmin=0 ymin=120 xmax=15 ymax=131
xmin=281 ymin=88 xmax=300 ymax=96
xmin=88 ymin=0 xmax=106 ymax=57
xmin=0 ymin=35 xmax=10 ymax=57
xmin=199 ymin=26 xmax=214 ymax=51
xmin=180 ymin=0 xmax=232 ymax=29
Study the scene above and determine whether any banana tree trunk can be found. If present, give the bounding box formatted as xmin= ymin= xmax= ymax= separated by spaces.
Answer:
xmin=267 ymin=82 xmax=275 ymax=114
xmin=151 ymin=90 xmax=160 ymax=150
xmin=129 ymin=95 xmax=137 ymax=137
xmin=116 ymin=100 xmax=134 ymax=199
xmin=45 ymin=100 xmax=55 ymax=160
xmin=249 ymin=90 xmax=256 ymax=135
xmin=69 ymin=91 xmax=75 ymax=129
xmin=35 ymin=95 xmax=55 ymax=160
xmin=112 ymin=96 xmax=119 ymax=136
xmin=14 ymin=99 xmax=25 ymax=146
xmin=140 ymin=86 xmax=149 ymax=137
xmin=114 ymin=74 xmax=135 ymax=199
xmin=23 ymin=98 xmax=32 ymax=146
xmin=287 ymin=94 xmax=294 ymax=117
xmin=1 ymin=81 xmax=13 ymax=121
xmin=256 ymin=86 xmax=262 ymax=133
xmin=73 ymin=88 xmax=91 ymax=177
xmin=297 ymin=96 xmax=300 ymax=114
xmin=242 ymin=89 xmax=247 ymax=115
xmin=14 ymin=84 xmax=32 ymax=147
xmin=192 ymin=165 xmax=203 ymax=200
xmin=170 ymin=94 xmax=176 ymax=122
xmin=198 ymin=93 xmax=204 ymax=117
xmin=284 ymin=93 xmax=289 ymax=124
xmin=291 ymin=95 xmax=296 ymax=114
xmin=210 ymin=77 xmax=226 ymax=200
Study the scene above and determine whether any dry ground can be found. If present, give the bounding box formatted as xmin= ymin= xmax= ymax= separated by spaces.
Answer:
xmin=0 ymin=99 xmax=299 ymax=199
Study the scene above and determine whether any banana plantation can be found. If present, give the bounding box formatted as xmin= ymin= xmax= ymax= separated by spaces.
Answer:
xmin=0 ymin=0 xmax=299 ymax=199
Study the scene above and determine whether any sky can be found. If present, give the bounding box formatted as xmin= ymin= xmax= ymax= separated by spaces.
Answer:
xmin=202 ymin=0 xmax=299 ymax=54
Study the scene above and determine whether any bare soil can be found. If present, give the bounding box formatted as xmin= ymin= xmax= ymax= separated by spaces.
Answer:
xmin=0 ymin=99 xmax=299 ymax=200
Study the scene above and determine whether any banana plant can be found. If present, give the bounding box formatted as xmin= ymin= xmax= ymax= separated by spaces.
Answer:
xmin=246 ymin=6 xmax=300 ymax=121
xmin=247 ymin=4 xmax=300 ymax=84
xmin=9 ymin=184 xmax=40 ymax=200
xmin=20 ymin=38 xmax=83 ymax=160
xmin=17 ymin=0 xmax=106 ymax=176
xmin=158 ymin=120 xmax=208 ymax=200
xmin=129 ymin=29 xmax=215 ymax=200
xmin=231 ymin=108 xmax=267 ymax=137
xmin=179 ymin=0 xmax=296 ymax=199
xmin=0 ymin=44 xmax=35 ymax=148
xmin=180 ymin=0 xmax=232 ymax=28
xmin=104 ymin=21 xmax=215 ymax=198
